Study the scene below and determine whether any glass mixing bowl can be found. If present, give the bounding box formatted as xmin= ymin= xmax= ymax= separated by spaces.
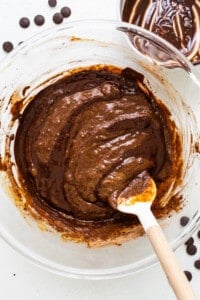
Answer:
xmin=0 ymin=20 xmax=200 ymax=279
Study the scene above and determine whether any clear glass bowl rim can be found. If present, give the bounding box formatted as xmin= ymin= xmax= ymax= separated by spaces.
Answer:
xmin=0 ymin=19 xmax=200 ymax=279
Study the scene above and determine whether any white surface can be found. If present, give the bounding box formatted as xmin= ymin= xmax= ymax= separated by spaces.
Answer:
xmin=0 ymin=0 xmax=199 ymax=299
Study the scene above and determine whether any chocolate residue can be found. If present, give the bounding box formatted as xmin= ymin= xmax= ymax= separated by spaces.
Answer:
xmin=22 ymin=86 xmax=30 ymax=97
xmin=109 ymin=171 xmax=153 ymax=209
xmin=195 ymin=141 xmax=200 ymax=153
xmin=6 ymin=66 xmax=182 ymax=247
xmin=122 ymin=0 xmax=200 ymax=64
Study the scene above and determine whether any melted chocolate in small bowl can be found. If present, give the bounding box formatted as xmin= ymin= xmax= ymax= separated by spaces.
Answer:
xmin=122 ymin=0 xmax=200 ymax=65
xmin=11 ymin=66 xmax=183 ymax=247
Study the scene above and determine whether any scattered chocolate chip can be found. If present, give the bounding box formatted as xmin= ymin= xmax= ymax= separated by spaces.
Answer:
xmin=19 ymin=17 xmax=30 ymax=28
xmin=2 ymin=41 xmax=13 ymax=53
xmin=48 ymin=0 xmax=57 ymax=7
xmin=180 ymin=216 xmax=189 ymax=226
xmin=198 ymin=230 xmax=200 ymax=239
xmin=194 ymin=260 xmax=200 ymax=269
xmin=60 ymin=7 xmax=71 ymax=18
xmin=34 ymin=15 xmax=45 ymax=26
xmin=53 ymin=13 xmax=63 ymax=24
xmin=185 ymin=237 xmax=194 ymax=246
xmin=186 ymin=244 xmax=197 ymax=255
xmin=184 ymin=271 xmax=192 ymax=281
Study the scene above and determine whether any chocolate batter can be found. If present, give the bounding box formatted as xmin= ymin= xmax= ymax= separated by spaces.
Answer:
xmin=122 ymin=0 xmax=200 ymax=64
xmin=14 ymin=66 xmax=182 ymax=246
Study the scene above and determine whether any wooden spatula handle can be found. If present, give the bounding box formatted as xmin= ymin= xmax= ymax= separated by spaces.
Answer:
xmin=147 ymin=225 xmax=196 ymax=300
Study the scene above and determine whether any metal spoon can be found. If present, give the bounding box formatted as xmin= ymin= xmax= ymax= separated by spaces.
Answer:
xmin=116 ymin=171 xmax=195 ymax=300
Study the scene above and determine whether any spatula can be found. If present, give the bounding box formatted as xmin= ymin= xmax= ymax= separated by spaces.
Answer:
xmin=116 ymin=171 xmax=195 ymax=300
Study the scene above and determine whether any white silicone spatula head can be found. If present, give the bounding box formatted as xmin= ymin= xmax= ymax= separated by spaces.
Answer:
xmin=117 ymin=171 xmax=157 ymax=230
xmin=115 ymin=171 xmax=195 ymax=300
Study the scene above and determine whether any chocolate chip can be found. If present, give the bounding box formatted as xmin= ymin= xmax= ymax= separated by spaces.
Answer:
xmin=198 ymin=230 xmax=200 ymax=239
xmin=185 ymin=237 xmax=194 ymax=246
xmin=194 ymin=260 xmax=200 ymax=269
xmin=180 ymin=216 xmax=189 ymax=226
xmin=19 ymin=17 xmax=30 ymax=28
xmin=2 ymin=41 xmax=13 ymax=53
xmin=53 ymin=13 xmax=63 ymax=24
xmin=60 ymin=7 xmax=71 ymax=18
xmin=186 ymin=244 xmax=197 ymax=255
xmin=48 ymin=0 xmax=57 ymax=7
xmin=184 ymin=271 xmax=192 ymax=281
xmin=34 ymin=15 xmax=45 ymax=26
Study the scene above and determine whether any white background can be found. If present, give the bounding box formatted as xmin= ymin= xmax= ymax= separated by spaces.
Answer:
xmin=0 ymin=1 xmax=199 ymax=299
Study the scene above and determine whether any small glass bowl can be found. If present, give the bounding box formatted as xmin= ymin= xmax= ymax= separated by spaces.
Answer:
xmin=119 ymin=0 xmax=200 ymax=66
xmin=0 ymin=20 xmax=200 ymax=279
